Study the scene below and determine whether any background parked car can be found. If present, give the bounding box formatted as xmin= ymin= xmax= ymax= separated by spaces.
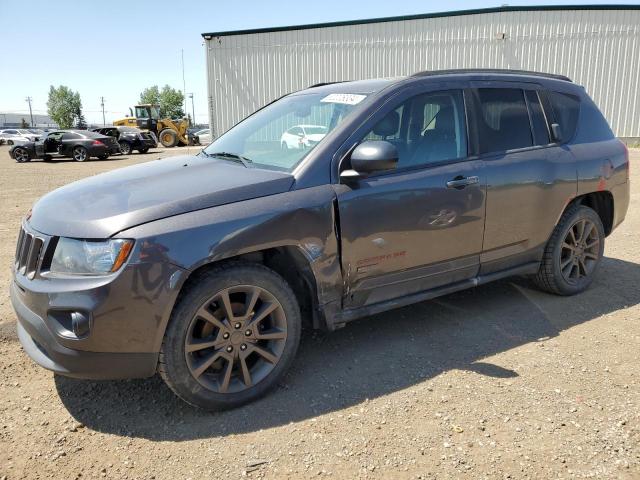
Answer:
xmin=90 ymin=126 xmax=157 ymax=155
xmin=0 ymin=132 xmax=32 ymax=146
xmin=280 ymin=124 xmax=328 ymax=149
xmin=194 ymin=128 xmax=211 ymax=144
xmin=10 ymin=130 xmax=119 ymax=163
xmin=0 ymin=129 xmax=41 ymax=141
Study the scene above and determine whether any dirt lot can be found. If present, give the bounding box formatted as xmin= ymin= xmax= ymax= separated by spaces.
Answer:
xmin=0 ymin=145 xmax=638 ymax=479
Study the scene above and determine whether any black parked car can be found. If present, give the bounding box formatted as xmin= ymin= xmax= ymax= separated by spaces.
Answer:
xmin=91 ymin=126 xmax=157 ymax=155
xmin=10 ymin=130 xmax=119 ymax=162
xmin=11 ymin=70 xmax=630 ymax=410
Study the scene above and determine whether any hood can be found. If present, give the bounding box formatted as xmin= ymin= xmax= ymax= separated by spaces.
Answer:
xmin=30 ymin=155 xmax=294 ymax=238
xmin=306 ymin=134 xmax=326 ymax=142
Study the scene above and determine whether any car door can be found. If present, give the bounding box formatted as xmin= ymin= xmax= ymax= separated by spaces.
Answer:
xmin=58 ymin=132 xmax=82 ymax=156
xmin=467 ymin=84 xmax=577 ymax=274
xmin=334 ymin=85 xmax=486 ymax=308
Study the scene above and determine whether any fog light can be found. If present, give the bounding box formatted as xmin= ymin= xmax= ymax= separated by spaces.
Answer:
xmin=71 ymin=311 xmax=90 ymax=338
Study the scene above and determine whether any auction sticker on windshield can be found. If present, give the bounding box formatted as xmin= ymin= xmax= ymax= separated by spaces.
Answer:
xmin=321 ymin=93 xmax=367 ymax=105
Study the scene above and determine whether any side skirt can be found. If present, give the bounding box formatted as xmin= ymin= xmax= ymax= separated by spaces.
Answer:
xmin=328 ymin=261 xmax=539 ymax=328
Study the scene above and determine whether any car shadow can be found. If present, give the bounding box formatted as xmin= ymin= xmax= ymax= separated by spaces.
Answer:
xmin=55 ymin=256 xmax=640 ymax=441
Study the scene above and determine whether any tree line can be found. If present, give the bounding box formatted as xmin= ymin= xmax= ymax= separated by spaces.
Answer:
xmin=46 ymin=84 xmax=185 ymax=129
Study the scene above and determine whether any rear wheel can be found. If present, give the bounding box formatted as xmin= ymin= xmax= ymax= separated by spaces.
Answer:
xmin=118 ymin=141 xmax=132 ymax=155
xmin=13 ymin=147 xmax=30 ymax=163
xmin=159 ymin=129 xmax=178 ymax=148
xmin=7 ymin=140 xmax=14 ymax=146
xmin=533 ymin=204 xmax=605 ymax=295
xmin=159 ymin=263 xmax=301 ymax=410
xmin=72 ymin=146 xmax=88 ymax=162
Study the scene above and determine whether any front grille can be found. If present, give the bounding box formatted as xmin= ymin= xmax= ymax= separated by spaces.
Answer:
xmin=15 ymin=225 xmax=46 ymax=279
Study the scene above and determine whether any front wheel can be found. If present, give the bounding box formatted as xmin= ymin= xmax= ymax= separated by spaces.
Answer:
xmin=72 ymin=146 xmax=88 ymax=162
xmin=159 ymin=263 xmax=301 ymax=410
xmin=533 ymin=204 xmax=605 ymax=295
xmin=159 ymin=129 xmax=178 ymax=148
xmin=13 ymin=147 xmax=30 ymax=163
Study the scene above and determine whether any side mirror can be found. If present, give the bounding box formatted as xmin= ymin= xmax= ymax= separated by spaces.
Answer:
xmin=550 ymin=123 xmax=563 ymax=143
xmin=340 ymin=140 xmax=398 ymax=181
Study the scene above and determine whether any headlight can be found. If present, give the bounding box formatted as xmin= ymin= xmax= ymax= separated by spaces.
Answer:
xmin=50 ymin=238 xmax=134 ymax=275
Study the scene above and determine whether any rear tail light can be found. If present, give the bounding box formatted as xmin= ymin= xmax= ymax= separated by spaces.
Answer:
xmin=92 ymin=140 xmax=104 ymax=146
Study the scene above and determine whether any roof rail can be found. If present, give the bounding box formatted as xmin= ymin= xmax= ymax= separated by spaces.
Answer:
xmin=307 ymin=81 xmax=347 ymax=88
xmin=410 ymin=69 xmax=572 ymax=82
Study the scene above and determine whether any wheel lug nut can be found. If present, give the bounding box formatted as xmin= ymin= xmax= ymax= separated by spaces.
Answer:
xmin=245 ymin=329 xmax=251 ymax=336
xmin=226 ymin=346 xmax=233 ymax=353
xmin=240 ymin=344 xmax=247 ymax=351
xmin=234 ymin=322 xmax=241 ymax=329
xmin=223 ymin=332 xmax=230 ymax=339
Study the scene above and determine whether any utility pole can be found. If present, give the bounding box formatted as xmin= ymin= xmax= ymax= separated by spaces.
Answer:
xmin=188 ymin=93 xmax=195 ymax=127
xmin=100 ymin=97 xmax=106 ymax=126
xmin=25 ymin=97 xmax=34 ymax=127
xmin=181 ymin=49 xmax=187 ymax=117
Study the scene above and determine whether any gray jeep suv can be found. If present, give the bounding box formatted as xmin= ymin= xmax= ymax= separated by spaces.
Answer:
xmin=11 ymin=70 xmax=630 ymax=410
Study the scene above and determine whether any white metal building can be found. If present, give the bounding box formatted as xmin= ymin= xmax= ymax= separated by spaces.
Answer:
xmin=202 ymin=5 xmax=640 ymax=140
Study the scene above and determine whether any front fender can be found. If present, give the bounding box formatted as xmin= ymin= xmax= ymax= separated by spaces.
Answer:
xmin=119 ymin=184 xmax=342 ymax=308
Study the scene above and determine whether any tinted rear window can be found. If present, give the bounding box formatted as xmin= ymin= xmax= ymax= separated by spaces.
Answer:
xmin=474 ymin=88 xmax=533 ymax=154
xmin=547 ymin=91 xmax=580 ymax=142
xmin=574 ymin=99 xmax=614 ymax=143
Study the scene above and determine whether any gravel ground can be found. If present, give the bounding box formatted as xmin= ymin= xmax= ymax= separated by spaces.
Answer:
xmin=0 ymin=145 xmax=638 ymax=480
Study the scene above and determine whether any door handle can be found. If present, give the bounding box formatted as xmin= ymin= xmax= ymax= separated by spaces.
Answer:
xmin=446 ymin=176 xmax=479 ymax=189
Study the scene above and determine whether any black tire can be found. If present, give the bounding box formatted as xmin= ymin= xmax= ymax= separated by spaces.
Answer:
xmin=159 ymin=129 xmax=178 ymax=148
xmin=533 ymin=204 xmax=605 ymax=295
xmin=159 ymin=262 xmax=301 ymax=410
xmin=13 ymin=147 xmax=30 ymax=163
xmin=72 ymin=146 xmax=88 ymax=162
xmin=138 ymin=148 xmax=149 ymax=154
xmin=119 ymin=141 xmax=132 ymax=155
xmin=7 ymin=140 xmax=14 ymax=146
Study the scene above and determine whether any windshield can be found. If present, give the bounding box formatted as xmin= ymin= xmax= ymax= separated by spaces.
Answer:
xmin=203 ymin=92 xmax=368 ymax=172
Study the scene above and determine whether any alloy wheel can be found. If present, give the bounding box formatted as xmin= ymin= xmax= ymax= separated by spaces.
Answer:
xmin=73 ymin=147 xmax=87 ymax=161
xmin=14 ymin=148 xmax=28 ymax=162
xmin=560 ymin=218 xmax=600 ymax=284
xmin=184 ymin=285 xmax=287 ymax=394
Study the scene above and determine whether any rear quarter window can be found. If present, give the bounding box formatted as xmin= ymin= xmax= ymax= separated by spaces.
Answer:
xmin=548 ymin=91 xmax=580 ymax=142
xmin=573 ymin=99 xmax=615 ymax=143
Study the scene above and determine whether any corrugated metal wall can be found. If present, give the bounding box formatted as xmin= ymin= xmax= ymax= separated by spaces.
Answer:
xmin=205 ymin=8 xmax=640 ymax=138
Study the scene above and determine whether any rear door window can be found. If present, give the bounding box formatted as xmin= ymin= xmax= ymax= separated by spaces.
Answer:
xmin=473 ymin=88 xmax=533 ymax=154
xmin=525 ymin=90 xmax=551 ymax=145
xmin=547 ymin=91 xmax=580 ymax=142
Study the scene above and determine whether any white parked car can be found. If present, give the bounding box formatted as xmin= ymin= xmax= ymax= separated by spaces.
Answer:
xmin=0 ymin=128 xmax=40 ymax=142
xmin=0 ymin=132 xmax=31 ymax=146
xmin=195 ymin=128 xmax=211 ymax=145
xmin=280 ymin=124 xmax=328 ymax=150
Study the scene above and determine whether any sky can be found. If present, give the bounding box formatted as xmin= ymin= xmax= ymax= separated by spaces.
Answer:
xmin=0 ymin=0 xmax=635 ymax=125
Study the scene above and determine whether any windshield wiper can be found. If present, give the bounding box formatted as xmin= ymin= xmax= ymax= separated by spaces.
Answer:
xmin=206 ymin=151 xmax=253 ymax=167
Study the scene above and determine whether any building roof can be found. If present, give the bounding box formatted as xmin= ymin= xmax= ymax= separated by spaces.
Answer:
xmin=202 ymin=4 xmax=640 ymax=38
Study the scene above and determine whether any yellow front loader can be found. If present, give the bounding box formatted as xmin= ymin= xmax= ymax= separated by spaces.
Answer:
xmin=113 ymin=104 xmax=192 ymax=147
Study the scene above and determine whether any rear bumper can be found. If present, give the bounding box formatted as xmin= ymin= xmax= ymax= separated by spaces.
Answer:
xmin=137 ymin=138 xmax=157 ymax=149
xmin=12 ymin=281 xmax=158 ymax=380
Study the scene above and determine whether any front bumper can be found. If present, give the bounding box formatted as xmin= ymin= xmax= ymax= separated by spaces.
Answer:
xmin=10 ymin=224 xmax=188 ymax=380
xmin=12 ymin=282 xmax=157 ymax=379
